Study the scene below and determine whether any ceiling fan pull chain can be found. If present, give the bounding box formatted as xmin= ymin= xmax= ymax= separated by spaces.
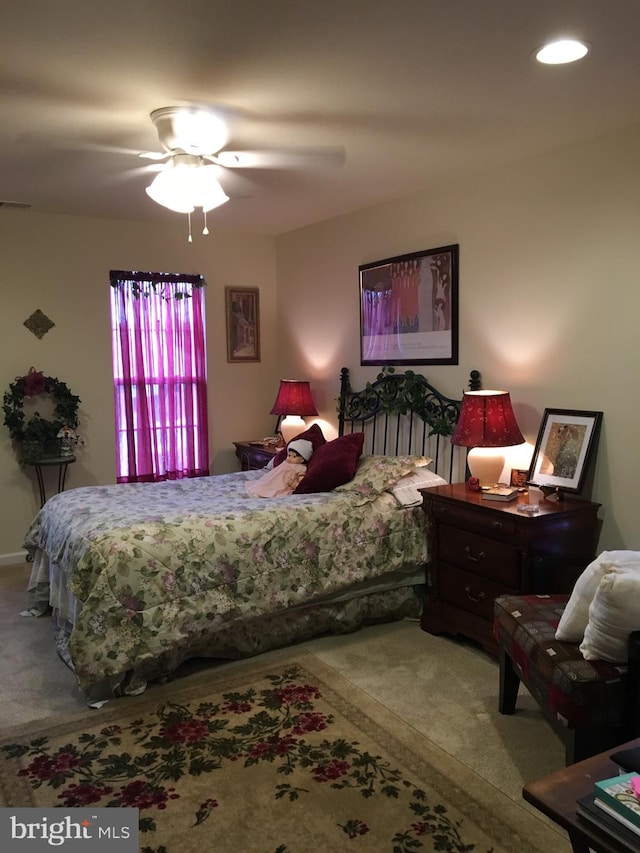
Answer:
xmin=202 ymin=209 xmax=210 ymax=236
xmin=187 ymin=211 xmax=193 ymax=243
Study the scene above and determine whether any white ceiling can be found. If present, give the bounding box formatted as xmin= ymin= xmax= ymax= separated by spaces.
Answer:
xmin=2 ymin=0 xmax=640 ymax=236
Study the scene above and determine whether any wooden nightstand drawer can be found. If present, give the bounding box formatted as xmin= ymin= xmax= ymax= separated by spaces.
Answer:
xmin=438 ymin=525 xmax=520 ymax=586
xmin=233 ymin=440 xmax=280 ymax=471
xmin=439 ymin=563 xmax=518 ymax=623
xmin=421 ymin=483 xmax=601 ymax=656
xmin=431 ymin=501 xmax=517 ymax=542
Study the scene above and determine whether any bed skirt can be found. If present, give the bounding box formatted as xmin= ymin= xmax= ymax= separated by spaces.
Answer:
xmin=25 ymin=549 xmax=424 ymax=703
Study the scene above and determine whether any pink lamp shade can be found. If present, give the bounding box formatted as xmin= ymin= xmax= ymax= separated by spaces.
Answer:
xmin=270 ymin=380 xmax=318 ymax=444
xmin=451 ymin=390 xmax=525 ymax=485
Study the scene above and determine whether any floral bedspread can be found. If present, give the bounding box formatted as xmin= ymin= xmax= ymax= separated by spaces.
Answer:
xmin=23 ymin=471 xmax=427 ymax=694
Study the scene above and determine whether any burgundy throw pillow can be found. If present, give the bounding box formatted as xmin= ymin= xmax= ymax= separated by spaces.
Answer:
xmin=294 ymin=432 xmax=365 ymax=494
xmin=272 ymin=423 xmax=327 ymax=467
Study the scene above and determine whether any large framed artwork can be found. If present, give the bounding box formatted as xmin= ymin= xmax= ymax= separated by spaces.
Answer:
xmin=526 ymin=408 xmax=603 ymax=496
xmin=225 ymin=287 xmax=260 ymax=363
xmin=359 ymin=244 xmax=459 ymax=365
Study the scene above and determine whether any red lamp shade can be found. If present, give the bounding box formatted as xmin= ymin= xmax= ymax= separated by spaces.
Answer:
xmin=451 ymin=390 xmax=525 ymax=486
xmin=270 ymin=380 xmax=318 ymax=417
xmin=270 ymin=380 xmax=318 ymax=444
xmin=451 ymin=391 xmax=524 ymax=448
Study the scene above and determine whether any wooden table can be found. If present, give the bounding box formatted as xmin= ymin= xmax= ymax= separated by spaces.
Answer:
xmin=523 ymin=737 xmax=640 ymax=852
xmin=29 ymin=455 xmax=76 ymax=507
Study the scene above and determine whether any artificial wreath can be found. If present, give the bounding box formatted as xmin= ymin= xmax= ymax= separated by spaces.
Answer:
xmin=2 ymin=367 xmax=81 ymax=465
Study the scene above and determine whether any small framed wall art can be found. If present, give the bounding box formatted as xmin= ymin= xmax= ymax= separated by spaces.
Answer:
xmin=359 ymin=244 xmax=459 ymax=365
xmin=526 ymin=408 xmax=603 ymax=496
xmin=225 ymin=287 xmax=260 ymax=363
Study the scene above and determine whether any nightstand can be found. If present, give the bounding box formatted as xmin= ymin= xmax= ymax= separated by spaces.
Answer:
xmin=420 ymin=483 xmax=601 ymax=656
xmin=233 ymin=440 xmax=280 ymax=471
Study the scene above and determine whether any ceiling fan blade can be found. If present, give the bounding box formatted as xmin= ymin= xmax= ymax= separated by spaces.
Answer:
xmin=214 ymin=146 xmax=345 ymax=170
xmin=138 ymin=150 xmax=171 ymax=161
xmin=214 ymin=169 xmax=255 ymax=200
xmin=18 ymin=131 xmax=154 ymax=159
xmin=111 ymin=163 xmax=163 ymax=183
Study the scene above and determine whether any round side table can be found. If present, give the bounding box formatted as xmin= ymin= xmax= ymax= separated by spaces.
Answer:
xmin=30 ymin=455 xmax=76 ymax=507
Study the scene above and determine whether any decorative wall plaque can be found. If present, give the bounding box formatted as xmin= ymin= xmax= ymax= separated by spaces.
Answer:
xmin=24 ymin=309 xmax=55 ymax=339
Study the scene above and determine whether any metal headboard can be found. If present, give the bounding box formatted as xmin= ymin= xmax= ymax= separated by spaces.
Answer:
xmin=337 ymin=366 xmax=481 ymax=482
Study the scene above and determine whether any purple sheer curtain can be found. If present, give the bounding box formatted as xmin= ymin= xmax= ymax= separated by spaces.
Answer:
xmin=110 ymin=274 xmax=209 ymax=483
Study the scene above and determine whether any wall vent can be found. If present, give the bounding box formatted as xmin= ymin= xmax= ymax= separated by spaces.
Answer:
xmin=0 ymin=200 xmax=32 ymax=210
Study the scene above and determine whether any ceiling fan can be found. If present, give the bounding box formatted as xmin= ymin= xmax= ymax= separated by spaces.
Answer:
xmin=140 ymin=105 xmax=344 ymax=240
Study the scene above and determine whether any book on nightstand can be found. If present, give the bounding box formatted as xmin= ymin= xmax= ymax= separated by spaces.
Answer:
xmin=593 ymin=772 xmax=640 ymax=831
xmin=576 ymin=794 xmax=639 ymax=851
xmin=481 ymin=486 xmax=519 ymax=502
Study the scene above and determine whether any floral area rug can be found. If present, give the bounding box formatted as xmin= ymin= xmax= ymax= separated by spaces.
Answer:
xmin=0 ymin=650 xmax=562 ymax=853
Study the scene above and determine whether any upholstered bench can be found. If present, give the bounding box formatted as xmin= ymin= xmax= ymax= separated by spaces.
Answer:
xmin=493 ymin=593 xmax=640 ymax=765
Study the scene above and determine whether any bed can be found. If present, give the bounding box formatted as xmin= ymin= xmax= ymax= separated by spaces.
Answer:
xmin=23 ymin=366 xmax=480 ymax=702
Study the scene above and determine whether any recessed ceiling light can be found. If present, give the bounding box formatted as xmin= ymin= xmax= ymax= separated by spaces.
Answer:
xmin=535 ymin=39 xmax=589 ymax=65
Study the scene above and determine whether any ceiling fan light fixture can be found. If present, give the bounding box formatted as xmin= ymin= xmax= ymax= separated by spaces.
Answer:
xmin=150 ymin=106 xmax=228 ymax=156
xmin=196 ymin=165 xmax=231 ymax=212
xmin=145 ymin=172 xmax=194 ymax=213
xmin=145 ymin=155 xmax=229 ymax=214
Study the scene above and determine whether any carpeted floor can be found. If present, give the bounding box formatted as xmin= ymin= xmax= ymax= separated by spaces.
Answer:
xmin=0 ymin=649 xmax=565 ymax=852
xmin=0 ymin=562 xmax=570 ymax=849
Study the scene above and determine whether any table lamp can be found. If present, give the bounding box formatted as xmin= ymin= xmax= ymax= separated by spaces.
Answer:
xmin=269 ymin=380 xmax=318 ymax=444
xmin=451 ymin=390 xmax=525 ymax=486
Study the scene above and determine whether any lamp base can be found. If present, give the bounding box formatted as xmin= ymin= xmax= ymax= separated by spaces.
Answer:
xmin=467 ymin=447 xmax=506 ymax=487
xmin=279 ymin=416 xmax=306 ymax=445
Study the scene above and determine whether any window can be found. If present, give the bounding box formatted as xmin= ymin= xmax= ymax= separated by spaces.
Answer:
xmin=110 ymin=270 xmax=209 ymax=482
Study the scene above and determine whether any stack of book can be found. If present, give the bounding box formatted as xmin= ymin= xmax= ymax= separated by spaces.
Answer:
xmin=576 ymin=771 xmax=640 ymax=850
xmin=480 ymin=486 xmax=519 ymax=502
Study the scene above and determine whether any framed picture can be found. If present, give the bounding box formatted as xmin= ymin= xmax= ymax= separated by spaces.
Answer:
xmin=510 ymin=468 xmax=529 ymax=488
xmin=359 ymin=244 xmax=459 ymax=365
xmin=225 ymin=287 xmax=260 ymax=363
xmin=527 ymin=408 xmax=603 ymax=495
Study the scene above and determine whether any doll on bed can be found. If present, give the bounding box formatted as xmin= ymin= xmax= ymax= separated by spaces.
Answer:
xmin=246 ymin=438 xmax=313 ymax=497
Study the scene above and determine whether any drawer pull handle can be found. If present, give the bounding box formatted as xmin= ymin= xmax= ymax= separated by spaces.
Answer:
xmin=491 ymin=521 xmax=503 ymax=529
xmin=464 ymin=545 xmax=485 ymax=562
xmin=465 ymin=585 xmax=486 ymax=603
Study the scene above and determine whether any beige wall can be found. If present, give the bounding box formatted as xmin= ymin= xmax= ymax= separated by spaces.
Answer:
xmin=2 ymin=122 xmax=639 ymax=559
xmin=0 ymin=213 xmax=278 ymax=558
xmin=276 ymin=122 xmax=640 ymax=552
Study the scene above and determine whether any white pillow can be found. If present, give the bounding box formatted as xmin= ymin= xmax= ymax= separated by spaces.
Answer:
xmin=580 ymin=566 xmax=640 ymax=662
xmin=555 ymin=551 xmax=640 ymax=642
xmin=390 ymin=468 xmax=448 ymax=507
